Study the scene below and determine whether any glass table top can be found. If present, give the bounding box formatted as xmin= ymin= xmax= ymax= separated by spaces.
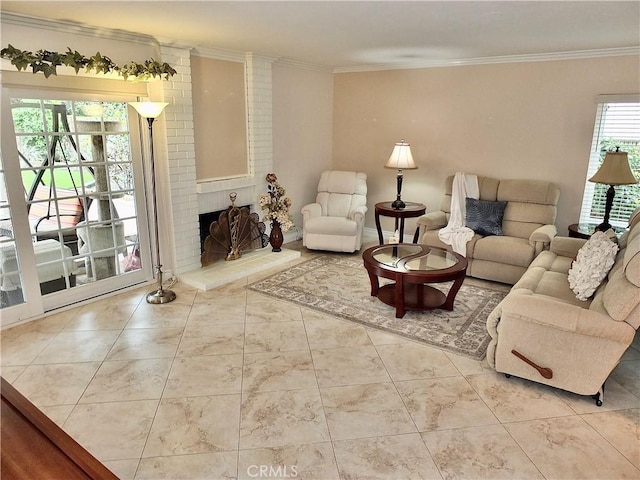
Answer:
xmin=371 ymin=244 xmax=460 ymax=272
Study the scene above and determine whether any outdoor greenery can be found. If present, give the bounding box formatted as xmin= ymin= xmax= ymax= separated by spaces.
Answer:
xmin=1 ymin=44 xmax=177 ymax=80
xmin=12 ymin=100 xmax=134 ymax=195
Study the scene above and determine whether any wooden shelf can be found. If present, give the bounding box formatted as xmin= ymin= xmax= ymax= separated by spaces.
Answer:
xmin=1 ymin=377 xmax=118 ymax=480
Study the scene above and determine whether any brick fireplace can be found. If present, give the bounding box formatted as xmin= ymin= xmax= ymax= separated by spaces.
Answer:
xmin=157 ymin=47 xmax=277 ymax=278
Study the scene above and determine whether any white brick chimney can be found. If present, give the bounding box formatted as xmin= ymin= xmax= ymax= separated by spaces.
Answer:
xmin=157 ymin=46 xmax=275 ymax=275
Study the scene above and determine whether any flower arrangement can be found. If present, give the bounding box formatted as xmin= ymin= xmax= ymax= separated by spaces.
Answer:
xmin=259 ymin=173 xmax=294 ymax=232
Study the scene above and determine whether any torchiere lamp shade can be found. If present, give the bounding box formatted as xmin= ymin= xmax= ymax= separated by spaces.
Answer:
xmin=129 ymin=101 xmax=169 ymax=119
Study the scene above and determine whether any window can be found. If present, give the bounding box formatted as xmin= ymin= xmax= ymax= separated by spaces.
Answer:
xmin=579 ymin=96 xmax=640 ymax=227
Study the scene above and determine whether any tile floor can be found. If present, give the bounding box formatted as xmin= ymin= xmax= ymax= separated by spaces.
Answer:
xmin=1 ymin=239 xmax=639 ymax=480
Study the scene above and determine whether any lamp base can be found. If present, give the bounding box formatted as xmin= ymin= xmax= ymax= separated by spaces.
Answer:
xmin=391 ymin=198 xmax=406 ymax=209
xmin=594 ymin=185 xmax=616 ymax=234
xmin=146 ymin=288 xmax=177 ymax=304
xmin=594 ymin=222 xmax=612 ymax=233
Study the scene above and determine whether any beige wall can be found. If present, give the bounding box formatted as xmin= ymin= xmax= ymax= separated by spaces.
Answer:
xmin=333 ymin=55 xmax=640 ymax=236
xmin=273 ymin=63 xmax=333 ymax=234
xmin=192 ymin=55 xmax=248 ymax=180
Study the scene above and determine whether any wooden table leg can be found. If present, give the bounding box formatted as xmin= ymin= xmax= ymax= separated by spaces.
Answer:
xmin=442 ymin=274 xmax=465 ymax=310
xmin=412 ymin=226 xmax=420 ymax=243
xmin=375 ymin=211 xmax=383 ymax=244
xmin=394 ymin=275 xmax=405 ymax=318
xmin=367 ymin=270 xmax=380 ymax=296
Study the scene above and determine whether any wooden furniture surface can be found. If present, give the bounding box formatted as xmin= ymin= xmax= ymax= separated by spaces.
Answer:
xmin=362 ymin=243 xmax=467 ymax=318
xmin=568 ymin=222 xmax=626 ymax=239
xmin=568 ymin=223 xmax=595 ymax=239
xmin=1 ymin=377 xmax=118 ymax=480
xmin=374 ymin=201 xmax=426 ymax=244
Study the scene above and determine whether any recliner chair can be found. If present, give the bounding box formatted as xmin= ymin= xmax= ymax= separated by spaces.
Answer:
xmin=301 ymin=171 xmax=367 ymax=253
xmin=486 ymin=208 xmax=640 ymax=405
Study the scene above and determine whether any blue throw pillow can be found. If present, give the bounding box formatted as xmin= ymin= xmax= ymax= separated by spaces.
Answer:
xmin=465 ymin=198 xmax=507 ymax=236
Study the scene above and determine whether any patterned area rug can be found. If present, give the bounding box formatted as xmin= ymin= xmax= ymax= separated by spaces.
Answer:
xmin=248 ymin=255 xmax=507 ymax=360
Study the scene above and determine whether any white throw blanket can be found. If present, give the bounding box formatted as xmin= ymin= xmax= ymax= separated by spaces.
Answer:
xmin=438 ymin=172 xmax=479 ymax=256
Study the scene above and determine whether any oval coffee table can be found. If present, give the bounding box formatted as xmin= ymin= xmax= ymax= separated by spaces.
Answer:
xmin=362 ymin=243 xmax=468 ymax=318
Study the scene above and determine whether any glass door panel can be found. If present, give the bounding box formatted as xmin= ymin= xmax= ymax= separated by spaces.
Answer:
xmin=0 ymin=151 xmax=43 ymax=326
xmin=2 ymin=93 xmax=152 ymax=317
xmin=0 ymin=166 xmax=25 ymax=309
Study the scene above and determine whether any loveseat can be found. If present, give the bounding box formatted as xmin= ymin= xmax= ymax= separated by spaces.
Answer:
xmin=417 ymin=175 xmax=560 ymax=284
xmin=486 ymin=207 xmax=640 ymax=405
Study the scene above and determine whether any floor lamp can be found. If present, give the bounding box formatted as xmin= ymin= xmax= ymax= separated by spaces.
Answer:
xmin=129 ymin=101 xmax=177 ymax=304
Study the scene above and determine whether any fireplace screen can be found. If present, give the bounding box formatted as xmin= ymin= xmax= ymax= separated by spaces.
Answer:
xmin=200 ymin=193 xmax=268 ymax=266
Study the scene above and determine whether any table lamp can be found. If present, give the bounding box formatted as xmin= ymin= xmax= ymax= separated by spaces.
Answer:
xmin=385 ymin=140 xmax=417 ymax=209
xmin=588 ymin=147 xmax=638 ymax=231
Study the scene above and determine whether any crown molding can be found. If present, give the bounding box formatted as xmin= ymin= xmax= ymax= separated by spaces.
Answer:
xmin=333 ymin=46 xmax=640 ymax=73
xmin=191 ymin=46 xmax=246 ymax=63
xmin=245 ymin=52 xmax=280 ymax=64
xmin=192 ymin=48 xmax=331 ymax=72
xmin=274 ymin=58 xmax=333 ymax=73
xmin=1 ymin=11 xmax=157 ymax=47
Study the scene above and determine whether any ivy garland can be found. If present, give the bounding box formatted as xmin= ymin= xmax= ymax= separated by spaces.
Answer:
xmin=0 ymin=44 xmax=177 ymax=80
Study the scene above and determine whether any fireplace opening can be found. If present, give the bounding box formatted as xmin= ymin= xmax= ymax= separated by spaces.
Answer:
xmin=198 ymin=205 xmax=251 ymax=253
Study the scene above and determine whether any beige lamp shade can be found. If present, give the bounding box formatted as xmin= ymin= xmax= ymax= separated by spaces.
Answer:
xmin=385 ymin=140 xmax=417 ymax=170
xmin=129 ymin=101 xmax=169 ymax=119
xmin=589 ymin=150 xmax=638 ymax=186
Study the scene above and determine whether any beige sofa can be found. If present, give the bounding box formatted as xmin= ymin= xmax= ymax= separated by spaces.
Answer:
xmin=486 ymin=208 xmax=640 ymax=405
xmin=417 ymin=175 xmax=560 ymax=284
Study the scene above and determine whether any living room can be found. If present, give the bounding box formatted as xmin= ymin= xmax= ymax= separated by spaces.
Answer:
xmin=1 ymin=2 xmax=639 ymax=479
xmin=1 ymin=2 xmax=638 ymax=287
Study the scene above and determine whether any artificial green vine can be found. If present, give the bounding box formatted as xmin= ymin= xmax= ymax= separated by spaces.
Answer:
xmin=0 ymin=44 xmax=177 ymax=81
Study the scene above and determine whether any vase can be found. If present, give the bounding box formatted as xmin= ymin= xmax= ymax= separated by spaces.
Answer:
xmin=269 ymin=221 xmax=284 ymax=252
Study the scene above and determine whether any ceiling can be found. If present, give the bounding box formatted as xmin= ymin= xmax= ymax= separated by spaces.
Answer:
xmin=2 ymin=1 xmax=639 ymax=71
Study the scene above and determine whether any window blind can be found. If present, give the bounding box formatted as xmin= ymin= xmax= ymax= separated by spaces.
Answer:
xmin=579 ymin=98 xmax=640 ymax=227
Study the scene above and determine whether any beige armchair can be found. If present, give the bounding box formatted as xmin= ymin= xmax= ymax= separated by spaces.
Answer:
xmin=301 ymin=171 xmax=368 ymax=253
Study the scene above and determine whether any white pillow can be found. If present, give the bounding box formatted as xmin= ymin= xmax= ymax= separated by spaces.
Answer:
xmin=568 ymin=231 xmax=619 ymax=301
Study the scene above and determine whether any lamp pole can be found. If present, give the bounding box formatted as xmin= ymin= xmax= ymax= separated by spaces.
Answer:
xmin=129 ymin=101 xmax=176 ymax=304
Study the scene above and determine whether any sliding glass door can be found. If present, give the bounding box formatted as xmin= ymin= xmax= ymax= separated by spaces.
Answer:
xmin=0 ymin=90 xmax=153 ymax=326
xmin=0 ymin=149 xmax=43 ymax=321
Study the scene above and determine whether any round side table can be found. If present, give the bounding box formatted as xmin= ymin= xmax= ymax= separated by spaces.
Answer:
xmin=568 ymin=223 xmax=592 ymax=240
xmin=374 ymin=202 xmax=426 ymax=245
xmin=568 ymin=223 xmax=626 ymax=239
